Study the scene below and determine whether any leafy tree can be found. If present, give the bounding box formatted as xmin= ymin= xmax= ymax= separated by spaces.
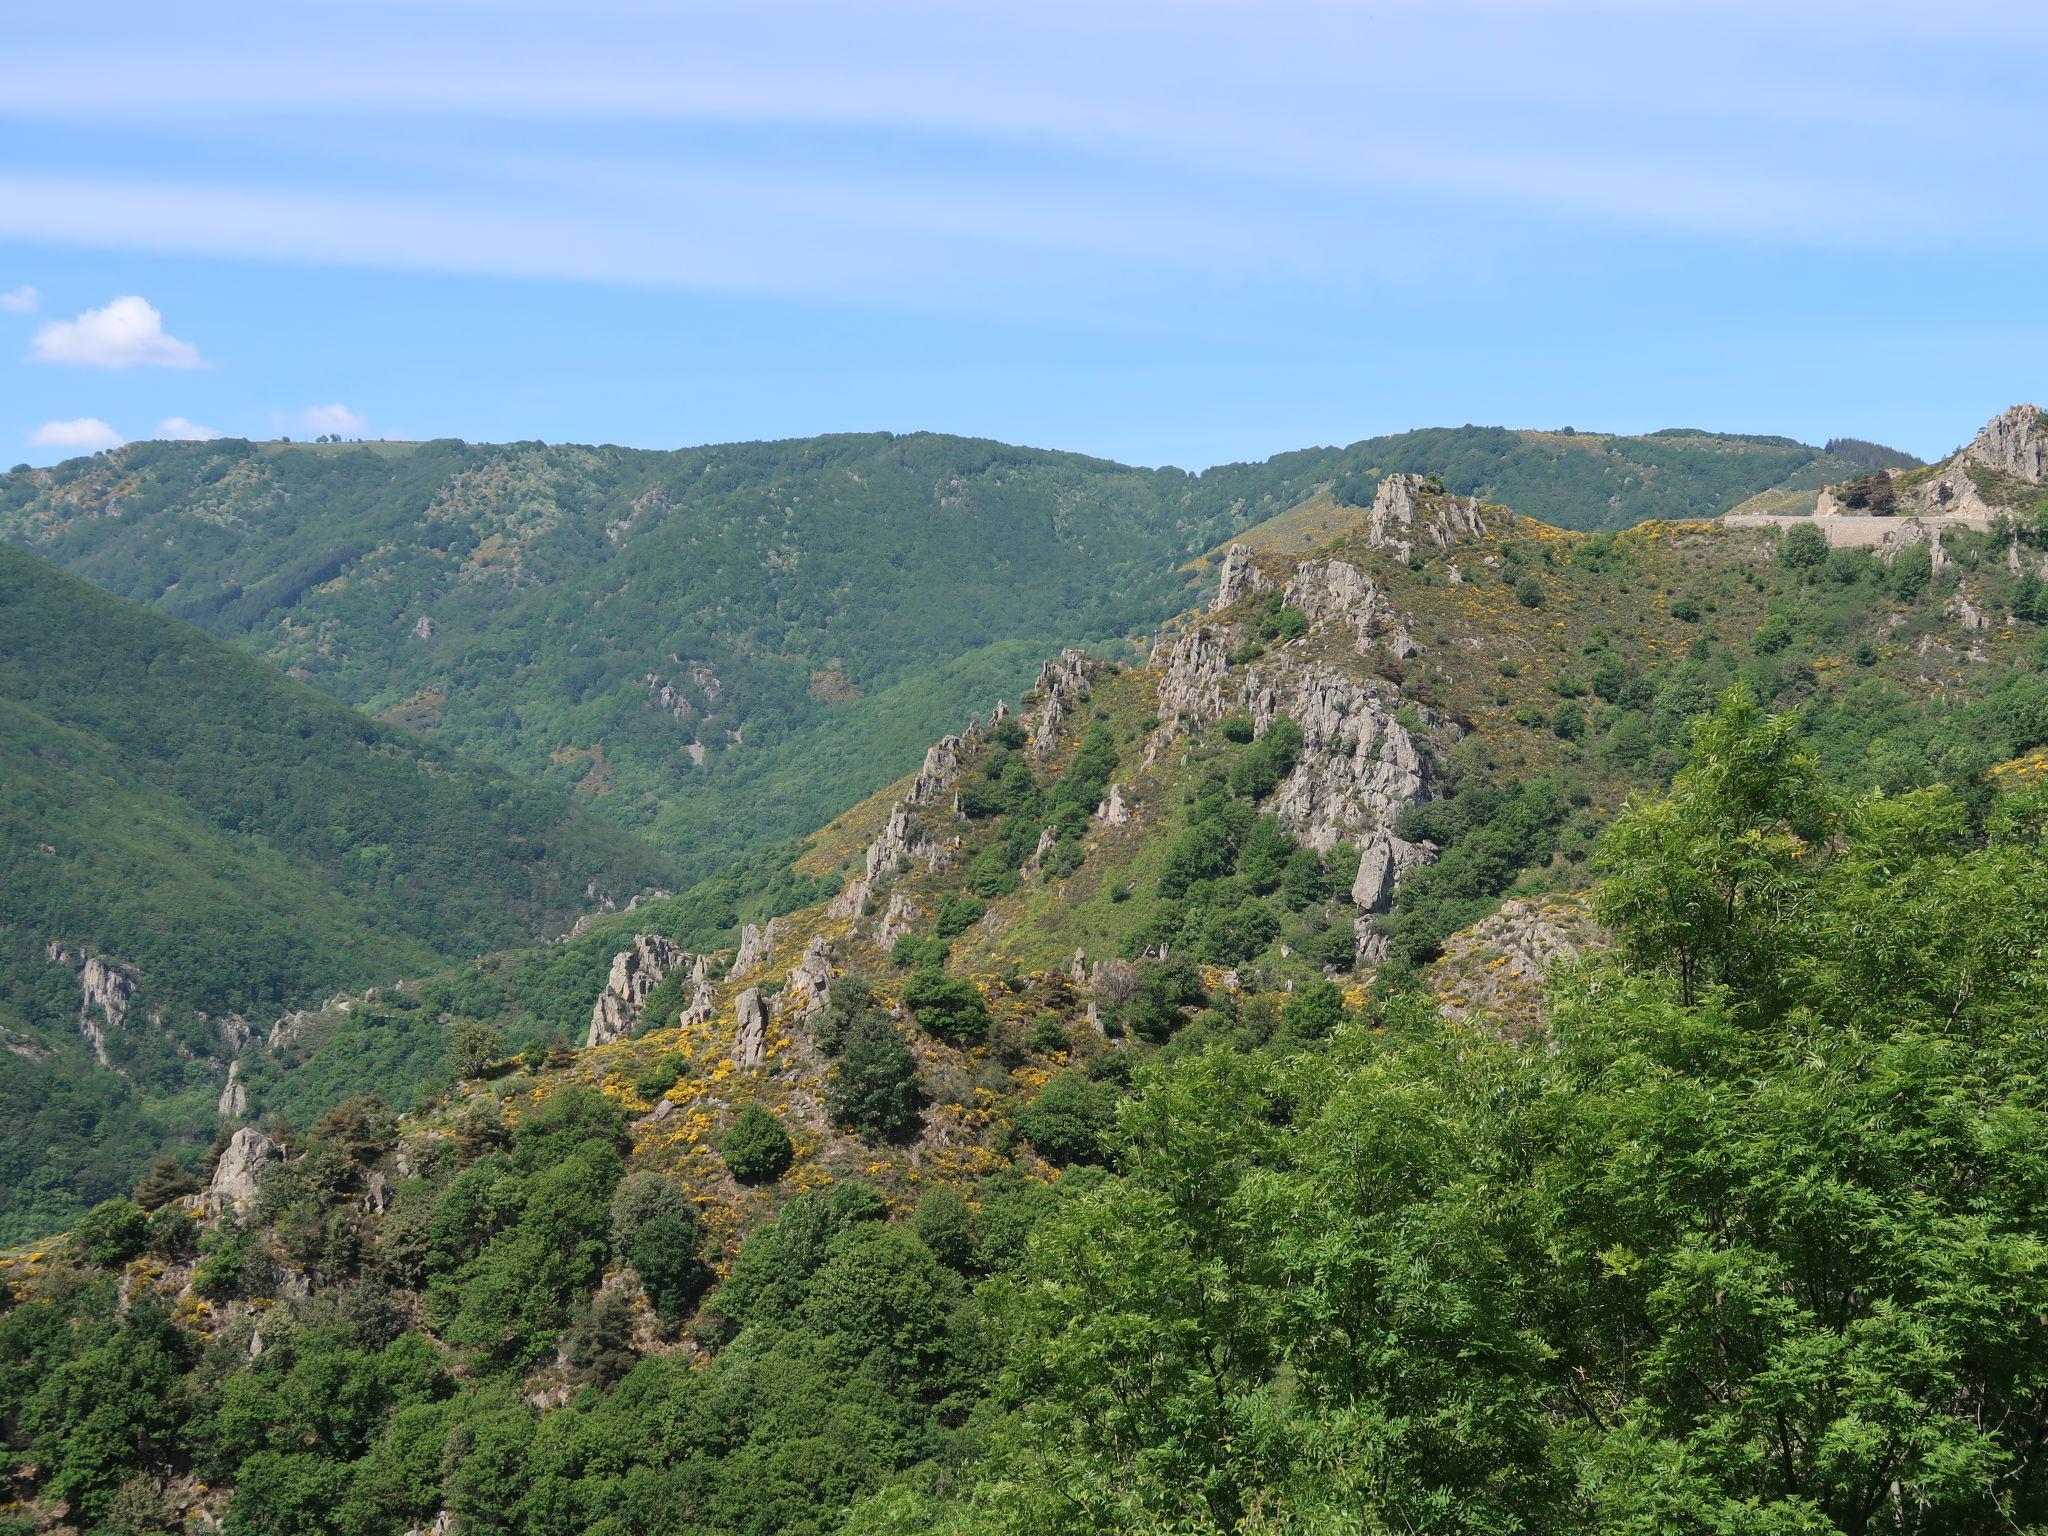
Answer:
xmin=828 ymin=1013 xmax=924 ymax=1139
xmin=72 ymin=1198 xmax=149 ymax=1267
xmin=911 ymin=1185 xmax=976 ymax=1271
xmin=719 ymin=1104 xmax=794 ymax=1184
xmin=445 ymin=1018 xmax=506 ymax=1079
xmin=902 ymin=966 xmax=990 ymax=1044
xmin=1014 ymin=1072 xmax=1113 ymax=1166
xmin=630 ymin=1210 xmax=712 ymax=1325
xmin=130 ymin=1155 xmax=198 ymax=1210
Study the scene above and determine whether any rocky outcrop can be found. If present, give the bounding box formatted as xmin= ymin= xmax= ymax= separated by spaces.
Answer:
xmin=410 ymin=615 xmax=437 ymax=640
xmin=75 ymin=953 xmax=137 ymax=1068
xmin=863 ymin=803 xmax=946 ymax=881
xmin=1249 ymin=666 xmax=1432 ymax=855
xmin=785 ymin=935 xmax=834 ymax=1018
xmin=1364 ymin=473 xmax=1488 ymax=557
xmin=1947 ymin=589 xmax=1992 ymax=631
xmin=1095 ymin=783 xmax=1133 ymax=825
xmin=1027 ymin=649 xmax=1099 ymax=755
xmin=218 ymin=1060 xmax=248 ymax=1121
xmin=586 ymin=934 xmax=687 ymax=1047
xmin=1963 ymin=403 xmax=2047 ymax=484
xmin=733 ymin=988 xmax=770 ymax=1068
xmin=1885 ymin=405 xmax=2048 ymax=521
xmin=1282 ymin=554 xmax=1417 ymax=658
xmin=204 ymin=1127 xmax=281 ymax=1219
xmin=826 ymin=876 xmax=871 ymax=920
xmin=1212 ymin=544 xmax=1270 ymax=611
xmin=732 ymin=920 xmax=782 ymax=981
xmin=907 ymin=735 xmax=968 ymax=808
xmin=1153 ymin=625 xmax=1237 ymax=726
xmin=1430 ymin=895 xmax=1609 ymax=1033
xmin=677 ymin=956 xmax=716 ymax=1029
xmin=878 ymin=893 xmax=921 ymax=946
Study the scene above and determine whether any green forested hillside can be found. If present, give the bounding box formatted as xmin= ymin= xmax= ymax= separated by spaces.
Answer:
xmin=0 ymin=544 xmax=682 ymax=1241
xmin=8 ymin=691 xmax=2048 ymax=1536
xmin=0 ymin=426 xmax=1848 ymax=881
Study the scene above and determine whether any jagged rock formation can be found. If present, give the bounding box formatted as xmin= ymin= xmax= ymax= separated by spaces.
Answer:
xmin=1095 ymin=783 xmax=1132 ymax=825
xmin=1252 ymin=668 xmax=1432 ymax=851
xmin=1154 ymin=625 xmax=1236 ymax=724
xmin=1365 ymin=473 xmax=1488 ymax=557
xmin=826 ymin=876 xmax=870 ymax=920
xmin=878 ymin=893 xmax=921 ymax=946
xmin=1212 ymin=544 xmax=1270 ymax=610
xmin=1028 ymin=650 xmax=1099 ymax=755
xmin=218 ymin=1061 xmax=248 ymax=1121
xmin=733 ymin=988 xmax=770 ymax=1068
xmin=72 ymin=952 xmax=137 ymax=1068
xmin=1966 ymin=403 xmax=2048 ymax=483
xmin=784 ymin=935 xmax=834 ymax=1018
xmin=677 ymin=956 xmax=716 ymax=1029
xmin=1431 ymin=895 xmax=1609 ymax=1033
xmin=732 ymin=918 xmax=787 ymax=982
xmin=204 ymin=1126 xmax=282 ymax=1218
xmin=587 ymin=934 xmax=687 ymax=1047
xmin=907 ymin=735 xmax=968 ymax=808
xmin=1283 ymin=554 xmax=1418 ymax=658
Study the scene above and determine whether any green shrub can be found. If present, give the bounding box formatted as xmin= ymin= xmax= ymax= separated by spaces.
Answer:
xmin=720 ymin=1105 xmax=794 ymax=1185
xmin=73 ymin=1198 xmax=149 ymax=1267
xmin=902 ymin=967 xmax=991 ymax=1044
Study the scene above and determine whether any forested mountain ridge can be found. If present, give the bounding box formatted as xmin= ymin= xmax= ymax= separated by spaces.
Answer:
xmin=0 ymin=425 xmax=1866 ymax=883
xmin=10 ymin=405 xmax=2048 ymax=1536
xmin=0 ymin=543 xmax=683 ymax=1244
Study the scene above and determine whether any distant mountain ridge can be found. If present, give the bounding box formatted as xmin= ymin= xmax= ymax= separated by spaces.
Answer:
xmin=0 ymin=422 xmax=1868 ymax=884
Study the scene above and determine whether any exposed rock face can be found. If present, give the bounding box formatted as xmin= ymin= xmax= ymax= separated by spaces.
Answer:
xmin=1365 ymin=473 xmax=1488 ymax=556
xmin=1212 ymin=544 xmax=1270 ymax=610
xmin=677 ymin=956 xmax=716 ymax=1029
xmin=410 ymin=615 xmax=437 ymax=640
xmin=76 ymin=954 xmax=137 ymax=1068
xmin=1028 ymin=649 xmax=1098 ymax=755
xmin=1430 ymin=895 xmax=1609 ymax=1033
xmin=218 ymin=1060 xmax=248 ymax=1120
xmin=907 ymin=735 xmax=968 ymax=808
xmin=1283 ymin=555 xmax=1417 ymax=658
xmin=732 ymin=920 xmax=781 ymax=981
xmin=1963 ymin=403 xmax=2047 ymax=483
xmin=1948 ymin=589 xmax=1992 ymax=631
xmin=1153 ymin=625 xmax=1237 ymax=725
xmin=862 ymin=803 xmax=947 ymax=881
xmin=1095 ymin=783 xmax=1133 ymax=825
xmin=785 ymin=935 xmax=834 ymax=1018
xmin=733 ymin=988 xmax=770 ymax=1068
xmin=1882 ymin=406 xmax=2048 ymax=521
xmin=1249 ymin=666 xmax=1432 ymax=856
xmin=586 ymin=934 xmax=687 ymax=1047
xmin=878 ymin=893 xmax=921 ymax=946
xmin=826 ymin=875 xmax=871 ymax=920
xmin=205 ymin=1127 xmax=282 ymax=1218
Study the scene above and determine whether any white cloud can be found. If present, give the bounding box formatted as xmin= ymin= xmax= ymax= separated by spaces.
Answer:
xmin=0 ymin=285 xmax=35 ymax=313
xmin=30 ymin=417 xmax=124 ymax=451
xmin=292 ymin=403 xmax=367 ymax=435
xmin=29 ymin=294 xmax=202 ymax=369
xmin=156 ymin=415 xmax=222 ymax=441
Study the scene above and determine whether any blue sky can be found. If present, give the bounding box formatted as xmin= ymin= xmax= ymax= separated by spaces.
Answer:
xmin=4 ymin=0 xmax=2044 ymax=469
